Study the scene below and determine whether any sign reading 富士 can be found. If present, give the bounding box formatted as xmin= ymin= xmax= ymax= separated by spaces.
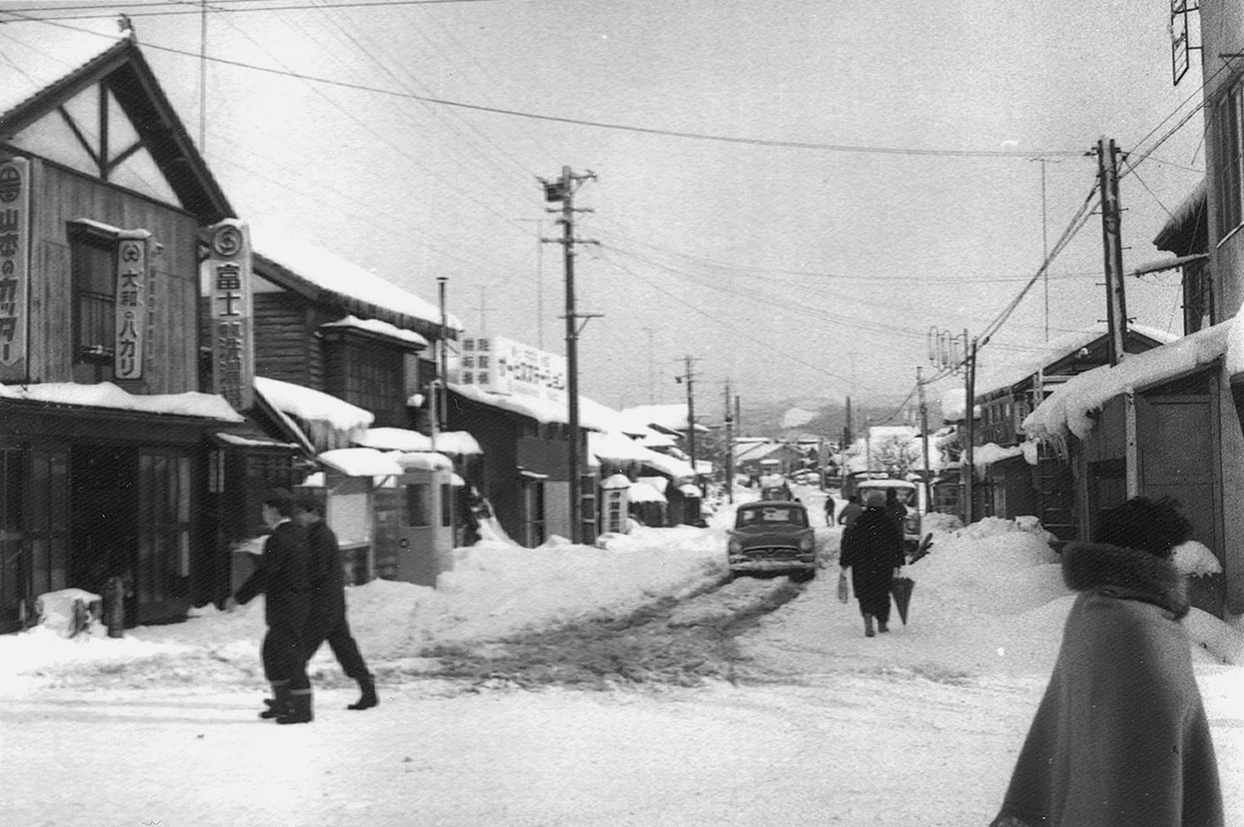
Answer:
xmin=205 ymin=219 xmax=254 ymax=410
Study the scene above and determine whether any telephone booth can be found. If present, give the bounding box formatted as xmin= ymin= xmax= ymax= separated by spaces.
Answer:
xmin=393 ymin=452 xmax=456 ymax=587
xmin=600 ymin=473 xmax=632 ymax=535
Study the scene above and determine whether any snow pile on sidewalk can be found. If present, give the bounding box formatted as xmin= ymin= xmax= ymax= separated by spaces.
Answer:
xmin=0 ymin=525 xmax=727 ymax=687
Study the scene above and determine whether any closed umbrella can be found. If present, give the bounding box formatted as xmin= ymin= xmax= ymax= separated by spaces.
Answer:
xmin=890 ymin=575 xmax=915 ymax=625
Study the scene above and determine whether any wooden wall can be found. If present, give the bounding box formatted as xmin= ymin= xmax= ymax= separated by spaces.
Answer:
xmin=28 ymin=158 xmax=201 ymax=393
xmin=253 ymin=292 xmax=322 ymax=388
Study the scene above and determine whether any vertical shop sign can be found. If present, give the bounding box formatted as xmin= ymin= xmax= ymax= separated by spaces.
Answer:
xmin=0 ymin=157 xmax=30 ymax=380
xmin=114 ymin=231 xmax=149 ymax=379
xmin=206 ymin=219 xmax=253 ymax=410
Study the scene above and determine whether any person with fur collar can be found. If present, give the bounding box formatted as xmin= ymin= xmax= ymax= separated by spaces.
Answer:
xmin=990 ymin=496 xmax=1223 ymax=827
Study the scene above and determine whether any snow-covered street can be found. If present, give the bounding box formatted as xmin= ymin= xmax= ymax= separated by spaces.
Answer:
xmin=3 ymin=489 xmax=1243 ymax=826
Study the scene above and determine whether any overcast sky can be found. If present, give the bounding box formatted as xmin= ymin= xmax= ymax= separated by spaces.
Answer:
xmin=1 ymin=1 xmax=1208 ymax=419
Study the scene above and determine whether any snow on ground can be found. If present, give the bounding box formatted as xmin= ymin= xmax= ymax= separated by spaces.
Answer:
xmin=2 ymin=484 xmax=1242 ymax=826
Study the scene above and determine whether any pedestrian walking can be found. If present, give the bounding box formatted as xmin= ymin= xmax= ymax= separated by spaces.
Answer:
xmin=990 ymin=496 xmax=1223 ymax=827
xmin=229 ymin=488 xmax=314 ymax=724
xmin=823 ymin=495 xmax=836 ymax=526
xmin=295 ymin=492 xmax=379 ymax=711
xmin=838 ymin=490 xmax=903 ymax=637
xmin=836 ymin=494 xmax=864 ymax=528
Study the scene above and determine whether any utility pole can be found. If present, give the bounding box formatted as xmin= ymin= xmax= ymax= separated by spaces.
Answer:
xmin=963 ymin=331 xmax=978 ymax=526
xmin=917 ymin=366 xmax=931 ymax=492
xmin=541 ymin=166 xmax=598 ymax=544
xmin=681 ymin=355 xmax=698 ymax=475
xmin=723 ymin=379 xmax=733 ymax=504
xmin=1097 ymin=136 xmax=1127 ymax=366
xmin=431 ymin=276 xmax=448 ymax=452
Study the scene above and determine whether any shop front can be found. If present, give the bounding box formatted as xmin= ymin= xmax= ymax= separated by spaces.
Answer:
xmin=0 ymin=393 xmax=241 ymax=633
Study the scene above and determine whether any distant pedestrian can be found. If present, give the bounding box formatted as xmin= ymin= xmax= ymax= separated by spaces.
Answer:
xmin=836 ymin=494 xmax=864 ymax=528
xmin=823 ymin=496 xmax=836 ymax=526
xmin=229 ymin=488 xmax=313 ymax=724
xmin=838 ymin=490 xmax=903 ymax=637
xmin=990 ymin=496 xmax=1222 ymax=827
xmin=295 ymin=492 xmax=378 ymax=711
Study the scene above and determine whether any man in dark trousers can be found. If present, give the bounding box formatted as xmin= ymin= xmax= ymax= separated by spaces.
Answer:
xmin=296 ymin=492 xmax=378 ymax=711
xmin=229 ymin=488 xmax=313 ymax=724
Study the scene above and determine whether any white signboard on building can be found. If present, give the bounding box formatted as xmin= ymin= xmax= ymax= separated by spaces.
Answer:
xmin=456 ymin=335 xmax=566 ymax=405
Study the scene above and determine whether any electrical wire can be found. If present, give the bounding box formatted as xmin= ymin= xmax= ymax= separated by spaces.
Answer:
xmin=1 ymin=12 xmax=1089 ymax=160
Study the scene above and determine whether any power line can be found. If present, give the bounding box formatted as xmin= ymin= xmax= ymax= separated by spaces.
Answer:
xmin=0 ymin=0 xmax=497 ymax=19
xmin=2 ymin=14 xmax=1087 ymax=159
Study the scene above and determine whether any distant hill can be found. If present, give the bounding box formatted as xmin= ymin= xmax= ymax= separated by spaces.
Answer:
xmin=731 ymin=393 xmax=920 ymax=442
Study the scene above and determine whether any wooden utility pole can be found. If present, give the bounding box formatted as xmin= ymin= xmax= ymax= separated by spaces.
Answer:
xmin=541 ymin=166 xmax=597 ymax=543
xmin=723 ymin=379 xmax=733 ymax=503
xmin=963 ymin=332 xmax=978 ymax=525
xmin=1097 ymin=136 xmax=1127 ymax=366
xmin=682 ymin=355 xmax=697 ymax=474
xmin=917 ymin=366 xmax=931 ymax=489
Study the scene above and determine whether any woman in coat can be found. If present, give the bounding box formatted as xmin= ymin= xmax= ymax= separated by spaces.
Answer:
xmin=838 ymin=490 xmax=904 ymax=637
xmin=991 ymin=496 xmax=1223 ymax=827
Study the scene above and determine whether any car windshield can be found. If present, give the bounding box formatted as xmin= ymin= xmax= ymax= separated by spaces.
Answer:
xmin=860 ymin=486 xmax=914 ymax=506
xmin=735 ymin=506 xmax=807 ymax=528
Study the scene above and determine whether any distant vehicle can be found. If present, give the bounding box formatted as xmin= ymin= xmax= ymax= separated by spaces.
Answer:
xmin=758 ymin=474 xmax=794 ymax=501
xmin=854 ymin=478 xmax=926 ymax=555
xmin=727 ymin=500 xmax=817 ymax=580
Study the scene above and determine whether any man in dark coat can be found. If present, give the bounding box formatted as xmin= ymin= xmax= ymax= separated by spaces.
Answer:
xmin=991 ymin=496 xmax=1222 ymax=827
xmin=838 ymin=490 xmax=904 ymax=637
xmin=229 ymin=488 xmax=313 ymax=724
xmin=296 ymin=492 xmax=378 ymax=711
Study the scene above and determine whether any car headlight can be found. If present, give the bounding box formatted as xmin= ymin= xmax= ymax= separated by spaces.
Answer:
xmin=799 ymin=535 xmax=814 ymax=551
xmin=728 ymin=538 xmax=742 ymax=554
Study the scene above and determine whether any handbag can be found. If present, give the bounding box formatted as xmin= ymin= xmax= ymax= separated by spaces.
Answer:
xmin=837 ymin=571 xmax=849 ymax=604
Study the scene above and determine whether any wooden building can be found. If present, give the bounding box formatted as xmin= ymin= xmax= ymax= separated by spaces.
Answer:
xmin=970 ymin=325 xmax=1175 ymax=542
xmin=0 ymin=33 xmax=254 ymax=631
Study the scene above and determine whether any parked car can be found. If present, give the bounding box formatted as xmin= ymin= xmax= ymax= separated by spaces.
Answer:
xmin=727 ymin=500 xmax=817 ymax=580
xmin=854 ymin=478 xmax=927 ymax=556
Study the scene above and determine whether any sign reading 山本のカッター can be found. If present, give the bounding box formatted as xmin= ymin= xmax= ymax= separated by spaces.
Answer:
xmin=205 ymin=219 xmax=254 ymax=410
xmin=457 ymin=335 xmax=566 ymax=404
xmin=0 ymin=157 xmax=30 ymax=381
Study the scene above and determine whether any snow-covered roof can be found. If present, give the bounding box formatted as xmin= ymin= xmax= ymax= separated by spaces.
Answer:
xmin=1026 ymin=321 xmax=1233 ymax=443
xmin=254 ymin=376 xmax=374 ymax=432
xmin=971 ymin=443 xmax=1026 ymax=470
xmin=318 ymin=447 xmax=404 ymax=477
xmin=214 ymin=432 xmax=299 ymax=449
xmin=352 ymin=427 xmax=482 ymax=456
xmin=250 ymin=225 xmax=461 ymax=334
xmin=868 ymin=425 xmax=919 ymax=441
xmin=394 ymin=451 xmax=454 ymax=472
xmin=618 ymin=403 xmax=708 ymax=433
xmin=628 ymin=482 xmax=667 ymax=503
xmin=0 ymin=22 xmax=125 ymax=117
xmin=0 ymin=381 xmax=243 ymax=422
xmin=973 ymin=323 xmax=1179 ymax=397
xmin=447 ymin=382 xmax=633 ymax=433
xmin=320 ymin=316 xmax=429 ymax=349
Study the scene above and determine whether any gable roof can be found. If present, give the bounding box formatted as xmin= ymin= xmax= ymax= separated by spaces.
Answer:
xmin=252 ymin=225 xmax=461 ymax=337
xmin=0 ymin=24 xmax=232 ymax=223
